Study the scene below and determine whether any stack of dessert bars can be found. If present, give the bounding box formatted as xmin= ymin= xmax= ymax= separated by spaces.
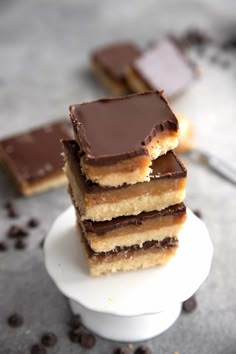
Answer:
xmin=62 ymin=91 xmax=187 ymax=276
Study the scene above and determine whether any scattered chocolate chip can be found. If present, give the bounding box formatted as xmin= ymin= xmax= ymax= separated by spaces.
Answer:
xmin=193 ymin=209 xmax=202 ymax=219
xmin=8 ymin=206 xmax=19 ymax=218
xmin=39 ymin=238 xmax=45 ymax=249
xmin=79 ymin=332 xmax=96 ymax=349
xmin=0 ymin=241 xmax=8 ymax=252
xmin=182 ymin=294 xmax=197 ymax=313
xmin=7 ymin=225 xmax=28 ymax=239
xmin=41 ymin=332 xmax=57 ymax=347
xmin=69 ymin=314 xmax=81 ymax=329
xmin=14 ymin=238 xmax=26 ymax=250
xmin=221 ymin=38 xmax=236 ymax=51
xmin=68 ymin=329 xmax=80 ymax=343
xmin=135 ymin=346 xmax=152 ymax=354
xmin=7 ymin=313 xmax=23 ymax=327
xmin=5 ymin=201 xmax=19 ymax=218
xmin=30 ymin=344 xmax=47 ymax=354
xmin=4 ymin=201 xmax=14 ymax=209
xmin=114 ymin=347 xmax=129 ymax=354
xmin=181 ymin=29 xmax=211 ymax=48
xmin=27 ymin=218 xmax=39 ymax=228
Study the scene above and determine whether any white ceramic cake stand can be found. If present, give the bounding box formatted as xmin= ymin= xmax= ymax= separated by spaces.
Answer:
xmin=44 ymin=207 xmax=213 ymax=342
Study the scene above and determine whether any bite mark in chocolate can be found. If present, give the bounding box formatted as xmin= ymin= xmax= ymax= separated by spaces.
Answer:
xmin=63 ymin=140 xmax=187 ymax=195
xmin=69 ymin=91 xmax=178 ymax=165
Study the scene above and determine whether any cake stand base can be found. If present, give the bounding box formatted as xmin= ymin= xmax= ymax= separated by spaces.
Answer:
xmin=45 ymin=207 xmax=213 ymax=343
xmin=69 ymin=299 xmax=181 ymax=342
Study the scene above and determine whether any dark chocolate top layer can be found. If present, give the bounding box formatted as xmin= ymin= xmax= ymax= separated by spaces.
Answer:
xmin=69 ymin=91 xmax=178 ymax=165
xmin=63 ymin=140 xmax=187 ymax=194
xmin=132 ymin=37 xmax=195 ymax=98
xmin=92 ymin=41 xmax=141 ymax=80
xmin=83 ymin=235 xmax=179 ymax=258
xmin=0 ymin=121 xmax=71 ymax=182
xmin=83 ymin=203 xmax=186 ymax=235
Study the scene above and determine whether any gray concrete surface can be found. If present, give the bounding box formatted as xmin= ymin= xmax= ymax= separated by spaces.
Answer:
xmin=0 ymin=1 xmax=236 ymax=353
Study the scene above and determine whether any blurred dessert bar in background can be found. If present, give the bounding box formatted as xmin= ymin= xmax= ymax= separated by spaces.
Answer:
xmin=0 ymin=120 xmax=71 ymax=196
xmin=91 ymin=41 xmax=141 ymax=95
xmin=69 ymin=91 xmax=179 ymax=187
xmin=175 ymin=114 xmax=194 ymax=153
xmin=63 ymin=91 xmax=187 ymax=276
xmin=126 ymin=37 xmax=197 ymax=99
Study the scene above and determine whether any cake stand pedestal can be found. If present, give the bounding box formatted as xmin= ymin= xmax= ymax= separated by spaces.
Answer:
xmin=44 ymin=208 xmax=213 ymax=342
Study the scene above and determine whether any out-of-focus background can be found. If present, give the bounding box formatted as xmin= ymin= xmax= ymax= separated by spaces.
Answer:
xmin=0 ymin=1 xmax=236 ymax=353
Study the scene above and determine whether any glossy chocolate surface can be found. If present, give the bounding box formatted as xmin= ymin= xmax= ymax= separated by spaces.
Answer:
xmin=69 ymin=91 xmax=178 ymax=165
xmin=0 ymin=121 xmax=71 ymax=182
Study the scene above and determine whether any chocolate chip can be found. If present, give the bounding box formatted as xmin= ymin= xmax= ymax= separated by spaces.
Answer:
xmin=181 ymin=29 xmax=211 ymax=48
xmin=41 ymin=332 xmax=57 ymax=347
xmin=221 ymin=38 xmax=236 ymax=51
xmin=68 ymin=329 xmax=80 ymax=343
xmin=7 ymin=225 xmax=29 ymax=238
xmin=6 ymin=202 xmax=19 ymax=218
xmin=0 ymin=241 xmax=8 ymax=252
xmin=28 ymin=218 xmax=39 ymax=228
xmin=7 ymin=313 xmax=23 ymax=327
xmin=39 ymin=238 xmax=45 ymax=249
xmin=4 ymin=201 xmax=14 ymax=209
xmin=14 ymin=238 xmax=26 ymax=250
xmin=135 ymin=346 xmax=152 ymax=354
xmin=69 ymin=314 xmax=81 ymax=329
xmin=193 ymin=209 xmax=202 ymax=219
xmin=30 ymin=344 xmax=47 ymax=354
xmin=79 ymin=332 xmax=96 ymax=349
xmin=114 ymin=347 xmax=129 ymax=354
xmin=182 ymin=295 xmax=197 ymax=313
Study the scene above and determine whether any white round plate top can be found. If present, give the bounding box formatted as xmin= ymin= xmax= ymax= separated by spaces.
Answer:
xmin=44 ymin=207 xmax=213 ymax=317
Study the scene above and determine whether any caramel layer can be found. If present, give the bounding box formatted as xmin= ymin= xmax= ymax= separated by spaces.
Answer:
xmin=63 ymin=141 xmax=187 ymax=221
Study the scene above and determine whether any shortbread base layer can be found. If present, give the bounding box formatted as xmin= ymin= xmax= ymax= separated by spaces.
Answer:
xmin=91 ymin=60 xmax=129 ymax=96
xmin=82 ymin=236 xmax=178 ymax=277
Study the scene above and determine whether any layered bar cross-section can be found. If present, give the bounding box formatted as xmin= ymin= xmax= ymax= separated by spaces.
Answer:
xmin=63 ymin=140 xmax=187 ymax=222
